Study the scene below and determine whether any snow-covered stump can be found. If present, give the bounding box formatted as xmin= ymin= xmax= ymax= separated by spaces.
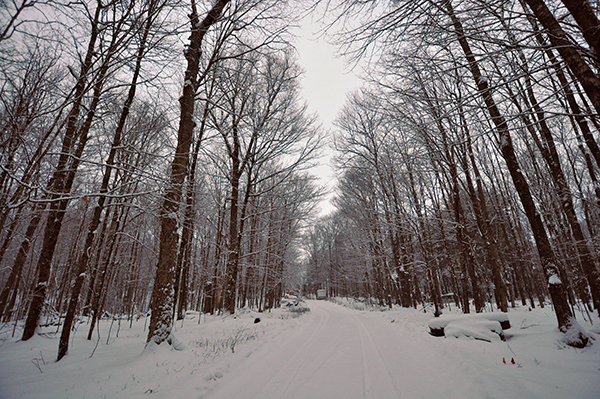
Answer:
xmin=428 ymin=313 xmax=511 ymax=342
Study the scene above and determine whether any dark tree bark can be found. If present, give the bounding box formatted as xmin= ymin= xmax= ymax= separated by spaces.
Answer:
xmin=523 ymin=0 xmax=600 ymax=115
xmin=0 ymin=206 xmax=43 ymax=319
xmin=419 ymin=79 xmax=484 ymax=313
xmin=461 ymin=118 xmax=508 ymax=312
xmin=147 ymin=0 xmax=230 ymax=345
xmin=498 ymin=15 xmax=600 ymax=315
xmin=57 ymin=1 xmax=159 ymax=360
xmin=559 ymin=0 xmax=600 ymax=60
xmin=21 ymin=1 xmax=103 ymax=341
xmin=223 ymin=131 xmax=242 ymax=315
xmin=523 ymin=78 xmax=600 ymax=315
xmin=86 ymin=206 xmax=123 ymax=341
xmin=175 ymin=105 xmax=209 ymax=320
xmin=442 ymin=0 xmax=586 ymax=346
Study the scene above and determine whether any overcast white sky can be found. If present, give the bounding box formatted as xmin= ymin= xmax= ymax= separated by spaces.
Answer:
xmin=294 ymin=16 xmax=362 ymax=216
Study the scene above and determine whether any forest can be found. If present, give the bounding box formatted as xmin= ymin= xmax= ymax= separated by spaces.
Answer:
xmin=0 ymin=0 xmax=599 ymax=363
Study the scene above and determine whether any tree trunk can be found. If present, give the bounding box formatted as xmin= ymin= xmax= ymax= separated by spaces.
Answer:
xmin=558 ymin=0 xmax=600 ymax=60
xmin=57 ymin=2 xmax=157 ymax=358
xmin=21 ymin=2 xmax=102 ymax=341
xmin=523 ymin=0 xmax=600 ymax=115
xmin=147 ymin=0 xmax=230 ymax=345
xmin=443 ymin=0 xmax=585 ymax=345
xmin=524 ymin=81 xmax=600 ymax=315
xmin=419 ymin=79 xmax=484 ymax=313
xmin=464 ymin=129 xmax=508 ymax=312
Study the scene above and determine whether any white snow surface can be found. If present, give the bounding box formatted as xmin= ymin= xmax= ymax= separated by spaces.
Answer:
xmin=549 ymin=274 xmax=562 ymax=285
xmin=428 ymin=312 xmax=510 ymax=342
xmin=1 ymin=300 xmax=599 ymax=398
xmin=428 ymin=312 xmax=509 ymax=329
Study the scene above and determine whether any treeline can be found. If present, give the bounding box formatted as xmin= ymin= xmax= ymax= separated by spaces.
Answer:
xmin=0 ymin=0 xmax=321 ymax=359
xmin=304 ymin=0 xmax=599 ymax=348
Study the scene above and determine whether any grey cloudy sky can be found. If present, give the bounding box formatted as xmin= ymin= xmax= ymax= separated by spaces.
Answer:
xmin=294 ymin=17 xmax=362 ymax=215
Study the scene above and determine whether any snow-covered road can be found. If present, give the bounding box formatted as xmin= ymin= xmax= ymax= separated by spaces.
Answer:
xmin=208 ymin=300 xmax=478 ymax=399
xmin=1 ymin=299 xmax=598 ymax=398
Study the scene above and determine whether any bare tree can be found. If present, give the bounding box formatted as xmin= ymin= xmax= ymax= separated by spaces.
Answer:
xmin=209 ymin=49 xmax=320 ymax=314
xmin=57 ymin=0 xmax=169 ymax=360
xmin=21 ymin=0 xmax=104 ymax=341
xmin=146 ymin=0 xmax=231 ymax=346
xmin=522 ymin=0 xmax=600 ymax=114
xmin=0 ymin=0 xmax=37 ymax=42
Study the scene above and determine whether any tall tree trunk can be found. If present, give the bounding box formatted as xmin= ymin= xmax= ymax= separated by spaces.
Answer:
xmin=176 ymin=101 xmax=209 ymax=320
xmin=147 ymin=0 xmax=230 ymax=345
xmin=86 ymin=207 xmax=123 ymax=341
xmin=57 ymin=2 xmax=159 ymax=359
xmin=523 ymin=0 xmax=600 ymax=114
xmin=21 ymin=1 xmax=102 ymax=341
xmin=558 ymin=0 xmax=600 ymax=60
xmin=443 ymin=0 xmax=586 ymax=345
xmin=460 ymin=107 xmax=508 ymax=312
xmin=0 ymin=204 xmax=34 ymax=317
xmin=419 ymin=80 xmax=484 ymax=313
xmin=523 ymin=76 xmax=600 ymax=315
xmin=223 ymin=164 xmax=241 ymax=315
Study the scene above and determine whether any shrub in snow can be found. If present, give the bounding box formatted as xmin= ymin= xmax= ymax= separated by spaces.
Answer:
xmin=561 ymin=317 xmax=592 ymax=348
xmin=329 ymin=296 xmax=388 ymax=311
xmin=280 ymin=296 xmax=310 ymax=316
xmin=190 ymin=326 xmax=259 ymax=358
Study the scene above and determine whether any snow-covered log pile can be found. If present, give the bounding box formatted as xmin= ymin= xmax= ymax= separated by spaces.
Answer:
xmin=428 ymin=313 xmax=510 ymax=342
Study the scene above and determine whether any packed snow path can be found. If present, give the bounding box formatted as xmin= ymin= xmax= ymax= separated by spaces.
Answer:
xmin=210 ymin=300 xmax=487 ymax=399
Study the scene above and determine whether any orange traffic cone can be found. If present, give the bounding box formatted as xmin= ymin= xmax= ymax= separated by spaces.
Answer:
xmin=503 ymin=357 xmax=506 ymax=364
xmin=511 ymin=358 xmax=515 ymax=365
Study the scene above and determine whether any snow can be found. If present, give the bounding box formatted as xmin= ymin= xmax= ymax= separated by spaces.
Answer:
xmin=443 ymin=319 xmax=504 ymax=342
xmin=1 ymin=300 xmax=599 ymax=398
xmin=428 ymin=312 xmax=510 ymax=330
xmin=549 ymin=274 xmax=562 ymax=285
xmin=428 ymin=312 xmax=510 ymax=341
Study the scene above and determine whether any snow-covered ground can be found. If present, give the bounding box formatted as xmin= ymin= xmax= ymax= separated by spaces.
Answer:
xmin=0 ymin=299 xmax=599 ymax=398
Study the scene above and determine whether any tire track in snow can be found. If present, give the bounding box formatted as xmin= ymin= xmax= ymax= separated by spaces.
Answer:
xmin=350 ymin=311 xmax=403 ymax=398
xmin=209 ymin=301 xmax=497 ymax=399
xmin=356 ymin=313 xmax=369 ymax=399
xmin=250 ymin=304 xmax=332 ymax=399
xmin=269 ymin=306 xmax=340 ymax=397
xmin=208 ymin=302 xmax=341 ymax=399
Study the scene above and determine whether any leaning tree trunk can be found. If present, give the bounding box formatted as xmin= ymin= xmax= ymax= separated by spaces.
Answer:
xmin=522 ymin=75 xmax=600 ymax=315
xmin=147 ymin=0 xmax=230 ymax=345
xmin=523 ymin=0 xmax=600 ymax=115
xmin=21 ymin=2 xmax=102 ymax=341
xmin=442 ymin=0 xmax=587 ymax=346
xmin=57 ymin=2 xmax=158 ymax=360
xmin=500 ymin=14 xmax=600 ymax=315
xmin=558 ymin=0 xmax=600 ymax=61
